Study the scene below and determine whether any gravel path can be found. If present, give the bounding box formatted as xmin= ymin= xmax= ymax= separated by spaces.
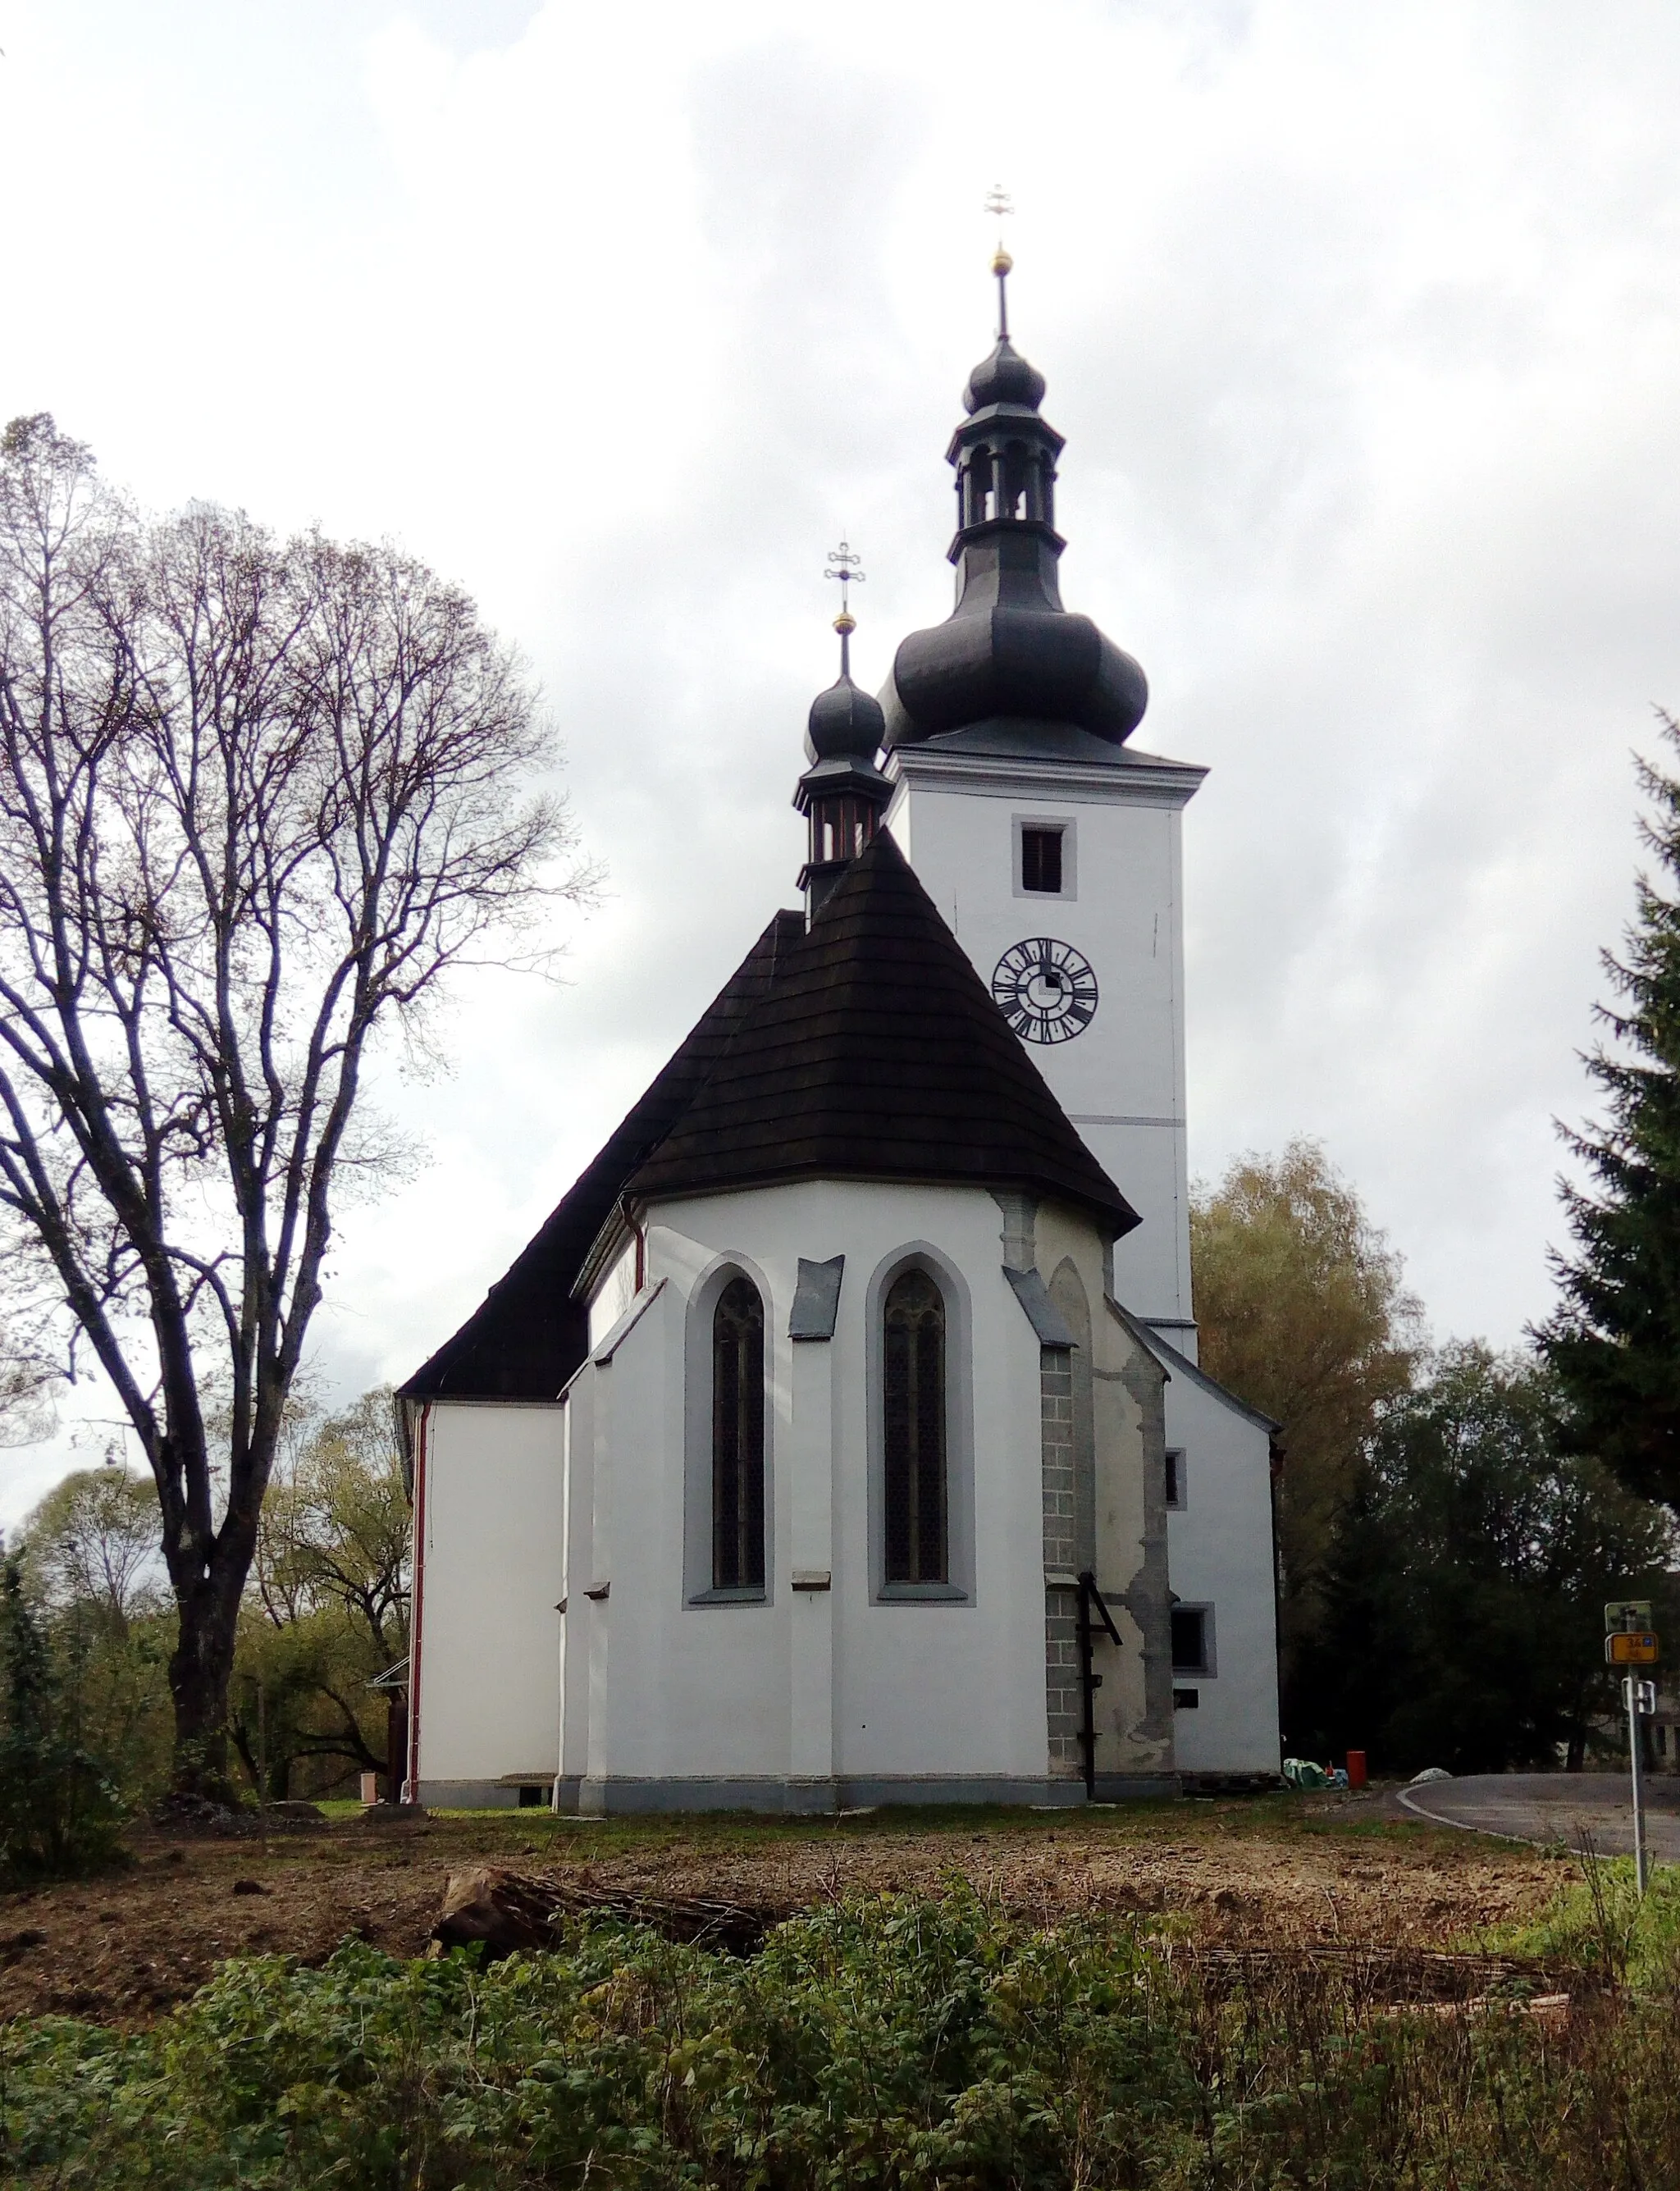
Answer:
xmin=1398 ymin=1772 xmax=1680 ymax=1858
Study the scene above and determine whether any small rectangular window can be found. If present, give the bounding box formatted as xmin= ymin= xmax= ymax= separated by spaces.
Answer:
xmin=1020 ymin=827 xmax=1063 ymax=894
xmin=1172 ymin=1687 xmax=1200 ymax=1709
xmin=1165 ymin=1449 xmax=1186 ymax=1509
xmin=1171 ymin=1604 xmax=1212 ymax=1674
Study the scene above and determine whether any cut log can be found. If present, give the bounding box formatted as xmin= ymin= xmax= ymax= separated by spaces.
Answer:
xmin=431 ymin=1865 xmax=785 ymax=1960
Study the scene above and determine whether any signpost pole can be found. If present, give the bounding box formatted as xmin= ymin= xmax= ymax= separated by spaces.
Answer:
xmin=1606 ymin=1602 xmax=1658 ymax=1897
xmin=1625 ymin=1674 xmax=1650 ymax=1898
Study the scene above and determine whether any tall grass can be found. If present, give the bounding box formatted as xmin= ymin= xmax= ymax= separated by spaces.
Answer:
xmin=2 ymin=1887 xmax=1677 ymax=2189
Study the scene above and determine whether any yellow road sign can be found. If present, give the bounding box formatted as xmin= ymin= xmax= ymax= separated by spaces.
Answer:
xmin=1607 ymin=1631 xmax=1660 ymax=1666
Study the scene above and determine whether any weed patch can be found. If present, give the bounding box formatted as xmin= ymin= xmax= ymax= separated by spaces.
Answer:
xmin=4 ymin=1888 xmax=1679 ymax=2188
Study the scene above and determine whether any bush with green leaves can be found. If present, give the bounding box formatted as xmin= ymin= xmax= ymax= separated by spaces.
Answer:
xmin=7 ymin=1890 xmax=1680 ymax=2190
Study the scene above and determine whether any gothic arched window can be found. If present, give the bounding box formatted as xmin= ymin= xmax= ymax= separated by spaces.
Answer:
xmin=883 ymin=1268 xmax=947 ymax=1584
xmin=711 ymin=1276 xmax=765 ymax=1592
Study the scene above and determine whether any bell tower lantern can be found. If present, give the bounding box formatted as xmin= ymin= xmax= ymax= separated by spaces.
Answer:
xmin=794 ymin=541 xmax=892 ymax=919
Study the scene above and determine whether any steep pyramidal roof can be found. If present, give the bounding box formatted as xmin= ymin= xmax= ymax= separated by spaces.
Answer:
xmin=629 ymin=833 xmax=1137 ymax=1228
xmin=400 ymin=833 xmax=1136 ymax=1403
xmin=399 ymin=910 xmax=801 ymax=1402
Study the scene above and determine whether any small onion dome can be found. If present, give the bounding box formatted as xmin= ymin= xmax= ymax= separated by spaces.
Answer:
xmin=963 ymin=335 xmax=1047 ymax=417
xmin=806 ymin=669 xmax=886 ymax=765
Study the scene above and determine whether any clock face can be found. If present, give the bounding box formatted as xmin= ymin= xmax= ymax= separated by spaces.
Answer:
xmin=991 ymin=937 xmax=1098 ymax=1044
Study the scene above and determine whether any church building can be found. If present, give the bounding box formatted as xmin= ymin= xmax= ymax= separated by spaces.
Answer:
xmin=396 ymin=253 xmax=1281 ymax=1811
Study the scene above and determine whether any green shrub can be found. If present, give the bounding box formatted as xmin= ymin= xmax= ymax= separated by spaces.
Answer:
xmin=0 ymin=1554 xmax=125 ymax=1879
xmin=5 ymin=1891 xmax=1680 ymax=2189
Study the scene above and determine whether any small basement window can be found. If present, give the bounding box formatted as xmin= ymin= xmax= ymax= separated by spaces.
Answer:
xmin=1020 ymin=826 xmax=1064 ymax=895
xmin=1171 ymin=1604 xmax=1214 ymax=1676
xmin=517 ymin=1784 xmax=546 ymax=1809
xmin=1165 ymin=1448 xmax=1186 ymax=1509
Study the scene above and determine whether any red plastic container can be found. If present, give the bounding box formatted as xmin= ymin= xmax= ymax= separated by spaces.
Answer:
xmin=1346 ymin=1750 xmax=1367 ymax=1790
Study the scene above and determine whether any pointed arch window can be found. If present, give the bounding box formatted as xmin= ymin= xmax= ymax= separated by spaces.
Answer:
xmin=883 ymin=1269 xmax=947 ymax=1584
xmin=711 ymin=1276 xmax=765 ymax=1592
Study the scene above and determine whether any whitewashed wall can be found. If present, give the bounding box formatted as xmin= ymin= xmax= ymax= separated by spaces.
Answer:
xmin=559 ymin=1178 xmax=1138 ymax=1808
xmin=887 ymin=750 xmax=1200 ymax=1331
xmin=409 ymin=1400 xmax=566 ymax=1805
xmin=1161 ymin=1360 xmax=1281 ymax=1774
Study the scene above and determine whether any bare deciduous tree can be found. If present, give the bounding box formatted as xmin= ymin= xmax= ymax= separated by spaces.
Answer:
xmin=16 ymin=1465 xmax=162 ymax=1636
xmin=0 ymin=414 xmax=587 ymax=1791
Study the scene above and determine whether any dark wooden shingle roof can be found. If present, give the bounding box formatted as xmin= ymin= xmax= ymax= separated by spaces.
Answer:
xmin=398 ymin=911 xmax=801 ymax=1400
xmin=399 ymin=833 xmax=1136 ymax=1403
xmin=628 ymin=832 xmax=1137 ymax=1231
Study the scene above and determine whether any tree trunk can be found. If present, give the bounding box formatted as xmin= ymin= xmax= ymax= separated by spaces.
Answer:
xmin=167 ymin=1564 xmax=246 ymax=1799
xmin=1565 ymin=1724 xmax=1585 ymax=1772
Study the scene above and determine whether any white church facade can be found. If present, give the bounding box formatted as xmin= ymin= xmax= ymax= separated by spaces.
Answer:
xmin=397 ymin=262 xmax=1281 ymax=1810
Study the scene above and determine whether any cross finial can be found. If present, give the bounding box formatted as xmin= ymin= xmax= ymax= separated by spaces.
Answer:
xmin=825 ymin=538 xmax=864 ymax=675
xmin=984 ymin=185 xmax=1013 ymax=337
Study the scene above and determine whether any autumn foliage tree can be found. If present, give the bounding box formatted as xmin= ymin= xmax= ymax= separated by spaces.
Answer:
xmin=0 ymin=415 xmax=587 ymax=1792
xmin=1190 ymin=1139 xmax=1420 ymax=1694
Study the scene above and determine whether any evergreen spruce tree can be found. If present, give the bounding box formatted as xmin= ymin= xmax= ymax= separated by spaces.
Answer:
xmin=0 ymin=1551 xmax=123 ymax=1874
xmin=1540 ymin=710 xmax=1680 ymax=1506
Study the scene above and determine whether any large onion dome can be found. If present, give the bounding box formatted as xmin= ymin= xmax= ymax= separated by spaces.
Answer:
xmin=880 ymin=254 xmax=1148 ymax=752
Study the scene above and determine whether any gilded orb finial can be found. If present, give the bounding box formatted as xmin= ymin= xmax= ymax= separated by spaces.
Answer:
xmin=824 ymin=539 xmax=865 ymax=673
xmin=984 ymin=185 xmax=1015 ymax=337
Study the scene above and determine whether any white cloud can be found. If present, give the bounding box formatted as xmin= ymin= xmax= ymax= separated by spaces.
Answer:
xmin=2 ymin=0 xmax=1678 ymax=1516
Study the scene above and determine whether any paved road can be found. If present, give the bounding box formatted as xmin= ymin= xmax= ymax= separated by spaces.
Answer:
xmin=1398 ymin=1772 xmax=1680 ymax=1860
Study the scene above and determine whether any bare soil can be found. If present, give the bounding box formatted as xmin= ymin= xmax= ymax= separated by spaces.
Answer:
xmin=0 ymin=1790 xmax=1572 ymax=2026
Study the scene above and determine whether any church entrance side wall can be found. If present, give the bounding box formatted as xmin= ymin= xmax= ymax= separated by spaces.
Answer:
xmin=1158 ymin=1358 xmax=1282 ymax=1775
xmin=409 ymin=1399 xmax=565 ymax=1808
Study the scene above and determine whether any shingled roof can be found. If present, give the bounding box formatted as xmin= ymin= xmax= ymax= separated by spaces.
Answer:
xmin=399 ymin=833 xmax=1137 ymax=1403
xmin=398 ymin=910 xmax=801 ymax=1401
xmin=628 ymin=832 xmax=1138 ymax=1230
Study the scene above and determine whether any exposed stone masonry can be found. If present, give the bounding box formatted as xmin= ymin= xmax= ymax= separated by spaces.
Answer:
xmin=1042 ymin=1346 xmax=1082 ymax=1775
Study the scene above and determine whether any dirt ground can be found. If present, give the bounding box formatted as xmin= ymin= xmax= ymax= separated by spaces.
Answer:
xmin=0 ymin=1790 xmax=1573 ymax=2026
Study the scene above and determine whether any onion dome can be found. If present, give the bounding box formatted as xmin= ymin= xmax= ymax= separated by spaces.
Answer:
xmin=806 ymin=655 xmax=887 ymax=764
xmin=795 ymin=545 xmax=892 ymax=915
xmin=879 ymin=248 xmax=1148 ymax=753
xmin=963 ymin=335 xmax=1046 ymax=416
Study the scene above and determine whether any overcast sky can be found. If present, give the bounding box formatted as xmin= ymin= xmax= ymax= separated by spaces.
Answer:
xmin=2 ymin=0 xmax=1678 ymax=1519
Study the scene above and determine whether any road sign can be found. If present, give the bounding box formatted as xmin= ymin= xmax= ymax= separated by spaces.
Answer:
xmin=1607 ymin=1631 xmax=1660 ymax=1666
xmin=1607 ymin=1600 xmax=1655 ymax=1632
xmin=1623 ymin=1677 xmax=1659 ymax=1716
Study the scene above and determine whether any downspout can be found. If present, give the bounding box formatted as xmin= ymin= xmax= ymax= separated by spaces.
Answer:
xmin=402 ymin=1402 xmax=432 ymax=1803
xmin=1076 ymin=1569 xmax=1124 ymax=1799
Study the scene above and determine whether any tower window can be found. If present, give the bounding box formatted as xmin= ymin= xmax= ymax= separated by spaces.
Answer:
xmin=1020 ymin=827 xmax=1063 ymax=894
xmin=1165 ymin=1449 xmax=1186 ymax=1509
xmin=1171 ymin=1604 xmax=1215 ymax=1676
xmin=883 ymin=1268 xmax=947 ymax=1584
xmin=712 ymin=1276 xmax=766 ymax=1591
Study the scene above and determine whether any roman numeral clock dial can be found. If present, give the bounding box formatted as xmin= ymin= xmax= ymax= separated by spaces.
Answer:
xmin=991 ymin=937 xmax=1098 ymax=1044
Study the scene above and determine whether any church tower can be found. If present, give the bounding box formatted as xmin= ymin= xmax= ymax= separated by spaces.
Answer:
xmin=881 ymin=244 xmax=1203 ymax=1350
